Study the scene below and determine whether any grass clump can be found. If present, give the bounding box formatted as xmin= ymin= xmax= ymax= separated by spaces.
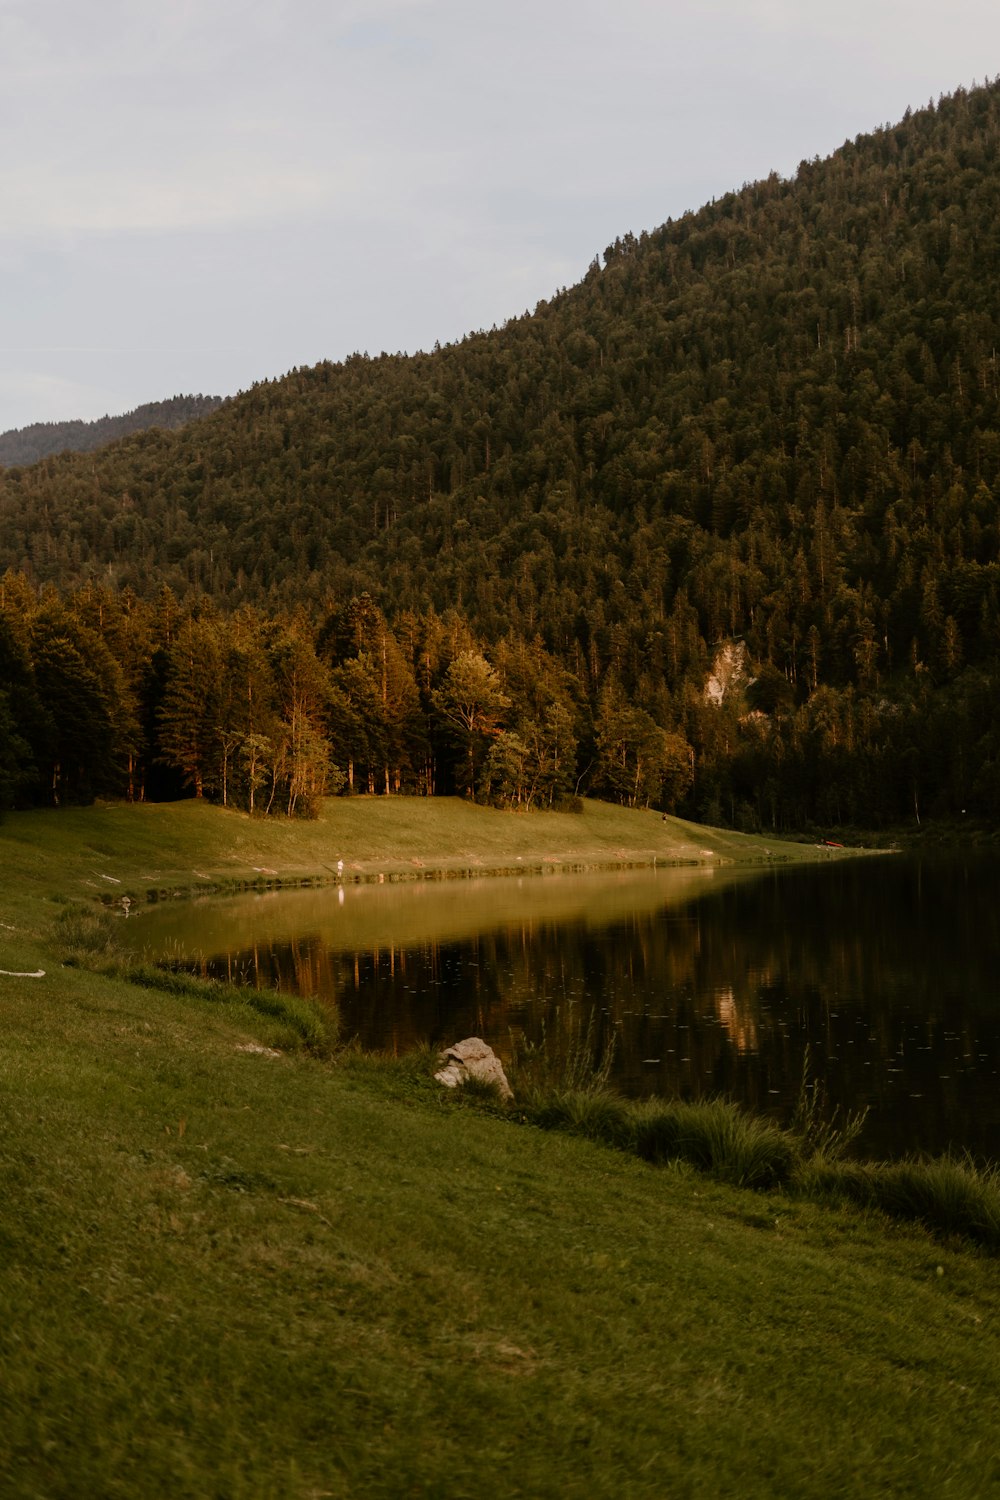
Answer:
xmin=872 ymin=1157 xmax=1000 ymax=1246
xmin=524 ymin=1087 xmax=636 ymax=1148
xmin=57 ymin=901 xmax=124 ymax=966
xmin=631 ymin=1097 xmax=798 ymax=1189
xmin=802 ymin=1154 xmax=1000 ymax=1251
xmin=518 ymin=1088 xmax=795 ymax=1190
xmin=507 ymin=1010 xmax=635 ymax=1146
xmin=506 ymin=1009 xmax=795 ymax=1188
xmin=790 ymin=1045 xmax=869 ymax=1162
xmin=507 ymin=1007 xmax=616 ymax=1100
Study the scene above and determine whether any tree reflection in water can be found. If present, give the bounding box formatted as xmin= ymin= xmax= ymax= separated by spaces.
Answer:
xmin=178 ymin=855 xmax=1000 ymax=1161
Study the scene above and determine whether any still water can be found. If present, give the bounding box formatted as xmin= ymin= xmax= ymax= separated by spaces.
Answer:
xmin=127 ymin=854 xmax=1000 ymax=1161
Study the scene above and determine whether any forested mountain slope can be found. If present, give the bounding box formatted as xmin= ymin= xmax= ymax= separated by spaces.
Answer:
xmin=2 ymin=82 xmax=1000 ymax=828
xmin=0 ymin=394 xmax=225 ymax=468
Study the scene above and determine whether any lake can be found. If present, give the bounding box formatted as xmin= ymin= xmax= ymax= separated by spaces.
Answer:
xmin=125 ymin=852 xmax=1000 ymax=1161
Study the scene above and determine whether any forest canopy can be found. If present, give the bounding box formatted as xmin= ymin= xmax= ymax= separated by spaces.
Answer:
xmin=3 ymin=83 xmax=1000 ymax=829
xmin=0 ymin=395 xmax=225 ymax=469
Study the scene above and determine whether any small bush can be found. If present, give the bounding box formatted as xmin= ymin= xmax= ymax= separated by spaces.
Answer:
xmin=552 ymin=794 xmax=585 ymax=814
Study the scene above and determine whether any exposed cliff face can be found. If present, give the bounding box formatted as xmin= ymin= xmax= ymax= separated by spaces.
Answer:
xmin=705 ymin=641 xmax=754 ymax=707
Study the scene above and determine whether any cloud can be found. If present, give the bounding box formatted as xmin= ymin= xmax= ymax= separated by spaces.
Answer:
xmin=0 ymin=160 xmax=351 ymax=235
xmin=0 ymin=369 xmax=130 ymax=428
xmin=3 ymin=0 xmax=1000 ymax=428
xmin=4 ymin=1 xmax=996 ymax=242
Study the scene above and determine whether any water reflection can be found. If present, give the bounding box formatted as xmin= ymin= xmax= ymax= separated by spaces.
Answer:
xmin=127 ymin=855 xmax=1000 ymax=1161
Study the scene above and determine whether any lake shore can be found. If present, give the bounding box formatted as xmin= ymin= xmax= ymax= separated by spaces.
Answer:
xmin=2 ymin=799 xmax=996 ymax=1498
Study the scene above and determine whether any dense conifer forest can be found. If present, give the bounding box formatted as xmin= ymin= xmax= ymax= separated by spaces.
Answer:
xmin=0 ymin=394 xmax=225 ymax=468
xmin=3 ymin=82 xmax=1000 ymax=828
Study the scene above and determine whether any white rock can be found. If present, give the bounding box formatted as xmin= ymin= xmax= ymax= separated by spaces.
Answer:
xmin=704 ymin=640 xmax=755 ymax=706
xmin=435 ymin=1037 xmax=512 ymax=1100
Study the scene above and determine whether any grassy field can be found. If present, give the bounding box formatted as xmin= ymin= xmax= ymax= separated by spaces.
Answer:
xmin=3 ymin=799 xmax=999 ymax=1498
xmin=0 ymin=792 xmax=836 ymax=902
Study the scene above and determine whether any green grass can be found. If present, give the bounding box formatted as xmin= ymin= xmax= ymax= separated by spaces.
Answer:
xmin=0 ymin=791 xmax=849 ymax=903
xmin=799 ymin=1154 xmax=1000 ymax=1251
xmin=1 ymin=799 xmax=997 ymax=1498
xmin=512 ymin=1084 xmax=1000 ymax=1243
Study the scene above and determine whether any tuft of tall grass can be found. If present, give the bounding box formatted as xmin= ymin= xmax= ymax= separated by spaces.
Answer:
xmin=525 ymin=1089 xmax=636 ymax=1149
xmin=873 ymin=1158 xmax=1000 ymax=1246
xmin=506 ymin=1008 xmax=616 ymax=1101
xmin=443 ymin=1070 xmax=514 ymax=1110
xmin=58 ymin=902 xmax=125 ymax=966
xmin=509 ymin=1014 xmax=796 ymax=1188
xmin=790 ymin=1046 xmax=869 ymax=1162
xmin=796 ymin=1152 xmax=1000 ymax=1250
xmin=794 ymin=1156 xmax=874 ymax=1204
xmin=631 ymin=1098 xmax=798 ymax=1189
xmin=518 ymin=1079 xmax=796 ymax=1189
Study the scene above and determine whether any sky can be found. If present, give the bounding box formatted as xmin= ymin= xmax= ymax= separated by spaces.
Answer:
xmin=1 ymin=0 xmax=998 ymax=433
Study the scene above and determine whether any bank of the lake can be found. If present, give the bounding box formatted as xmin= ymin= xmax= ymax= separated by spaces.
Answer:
xmin=125 ymin=851 xmax=1000 ymax=1163
xmin=2 ymin=799 xmax=997 ymax=1499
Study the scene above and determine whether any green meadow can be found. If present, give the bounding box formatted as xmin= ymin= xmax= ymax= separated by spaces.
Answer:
xmin=2 ymin=799 xmax=999 ymax=1498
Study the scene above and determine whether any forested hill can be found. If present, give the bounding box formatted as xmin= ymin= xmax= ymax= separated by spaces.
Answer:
xmin=0 ymin=394 xmax=225 ymax=467
xmin=3 ymin=80 xmax=1000 ymax=830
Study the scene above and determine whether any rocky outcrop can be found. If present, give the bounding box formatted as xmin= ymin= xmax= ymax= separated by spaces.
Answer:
xmin=435 ymin=1038 xmax=513 ymax=1100
xmin=704 ymin=640 xmax=754 ymax=706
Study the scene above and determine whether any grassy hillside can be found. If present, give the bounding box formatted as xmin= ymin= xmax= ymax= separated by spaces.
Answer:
xmin=0 ymin=794 xmax=827 ymax=909
xmin=3 ymin=800 xmax=999 ymax=1497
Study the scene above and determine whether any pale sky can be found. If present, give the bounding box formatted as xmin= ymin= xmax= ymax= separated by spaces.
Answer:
xmin=1 ymin=0 xmax=998 ymax=431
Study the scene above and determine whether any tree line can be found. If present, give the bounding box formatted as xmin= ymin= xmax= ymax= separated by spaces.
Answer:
xmin=3 ymin=570 xmax=998 ymax=832
xmin=0 ymin=395 xmax=224 ymax=469
xmin=0 ymin=576 xmax=696 ymax=819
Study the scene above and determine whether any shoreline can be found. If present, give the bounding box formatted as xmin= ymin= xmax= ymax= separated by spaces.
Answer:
xmin=116 ymin=844 xmax=826 ymax=906
xmin=16 ymin=794 xmax=870 ymax=911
